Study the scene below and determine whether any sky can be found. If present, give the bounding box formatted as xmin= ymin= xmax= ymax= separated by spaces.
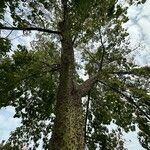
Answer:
xmin=0 ymin=0 xmax=150 ymax=149
xmin=0 ymin=107 xmax=21 ymax=142
xmin=127 ymin=0 xmax=150 ymax=66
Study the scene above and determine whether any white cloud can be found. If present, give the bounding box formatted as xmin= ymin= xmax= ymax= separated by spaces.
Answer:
xmin=127 ymin=0 xmax=150 ymax=66
xmin=0 ymin=106 xmax=21 ymax=142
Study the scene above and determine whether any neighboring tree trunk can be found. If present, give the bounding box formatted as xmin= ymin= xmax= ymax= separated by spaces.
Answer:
xmin=49 ymin=23 xmax=85 ymax=149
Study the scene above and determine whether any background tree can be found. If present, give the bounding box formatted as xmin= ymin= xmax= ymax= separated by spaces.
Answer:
xmin=0 ymin=0 xmax=149 ymax=149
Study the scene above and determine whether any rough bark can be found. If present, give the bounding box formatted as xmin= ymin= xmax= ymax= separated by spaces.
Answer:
xmin=48 ymin=1 xmax=96 ymax=148
xmin=49 ymin=86 xmax=84 ymax=149
xmin=49 ymin=19 xmax=84 ymax=149
xmin=78 ymin=75 xmax=98 ymax=97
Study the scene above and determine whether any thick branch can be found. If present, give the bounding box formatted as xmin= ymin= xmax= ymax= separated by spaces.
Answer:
xmin=0 ymin=26 xmax=61 ymax=34
xmin=99 ymin=80 xmax=150 ymax=121
xmin=78 ymin=29 xmax=107 ymax=97
xmin=79 ymin=75 xmax=98 ymax=97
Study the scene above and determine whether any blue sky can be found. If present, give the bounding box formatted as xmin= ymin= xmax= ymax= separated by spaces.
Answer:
xmin=0 ymin=107 xmax=21 ymax=142
xmin=0 ymin=1 xmax=150 ymax=149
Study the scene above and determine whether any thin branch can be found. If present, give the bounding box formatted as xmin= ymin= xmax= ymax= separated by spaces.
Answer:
xmin=110 ymin=71 xmax=132 ymax=75
xmin=83 ymin=28 xmax=106 ymax=142
xmin=10 ymin=34 xmax=24 ymax=41
xmin=78 ymin=28 xmax=106 ymax=97
xmin=84 ymin=48 xmax=100 ymax=65
xmin=98 ymin=80 xmax=150 ymax=121
xmin=3 ymin=19 xmax=14 ymax=27
xmin=41 ymin=62 xmax=61 ymax=72
xmin=98 ymin=27 xmax=105 ymax=71
xmin=72 ymin=34 xmax=78 ymax=45
xmin=5 ymin=30 xmax=13 ymax=38
xmin=0 ymin=26 xmax=61 ymax=34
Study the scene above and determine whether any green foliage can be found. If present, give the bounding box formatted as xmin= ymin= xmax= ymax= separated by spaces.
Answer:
xmin=0 ymin=0 xmax=149 ymax=149
xmin=0 ymin=142 xmax=20 ymax=150
xmin=132 ymin=66 xmax=150 ymax=78
xmin=137 ymin=117 xmax=150 ymax=149
xmin=0 ymin=38 xmax=11 ymax=57
xmin=0 ymin=42 xmax=59 ymax=148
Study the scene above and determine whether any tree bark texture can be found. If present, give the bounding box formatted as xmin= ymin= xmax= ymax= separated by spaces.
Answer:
xmin=49 ymin=23 xmax=85 ymax=149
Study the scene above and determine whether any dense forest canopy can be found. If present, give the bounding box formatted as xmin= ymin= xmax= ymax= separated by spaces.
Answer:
xmin=0 ymin=0 xmax=149 ymax=149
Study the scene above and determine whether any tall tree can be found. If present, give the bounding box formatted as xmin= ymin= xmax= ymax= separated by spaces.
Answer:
xmin=0 ymin=0 xmax=149 ymax=150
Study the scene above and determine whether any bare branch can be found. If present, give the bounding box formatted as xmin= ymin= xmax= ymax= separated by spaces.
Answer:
xmin=10 ymin=34 xmax=24 ymax=41
xmin=84 ymin=48 xmax=100 ymax=65
xmin=5 ymin=30 xmax=13 ymax=38
xmin=0 ymin=26 xmax=61 ymax=34
xmin=98 ymin=27 xmax=106 ymax=71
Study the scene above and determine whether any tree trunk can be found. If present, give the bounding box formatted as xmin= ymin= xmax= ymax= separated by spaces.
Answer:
xmin=49 ymin=29 xmax=84 ymax=149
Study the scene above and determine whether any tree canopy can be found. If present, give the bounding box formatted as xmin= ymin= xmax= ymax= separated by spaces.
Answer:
xmin=0 ymin=0 xmax=149 ymax=150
